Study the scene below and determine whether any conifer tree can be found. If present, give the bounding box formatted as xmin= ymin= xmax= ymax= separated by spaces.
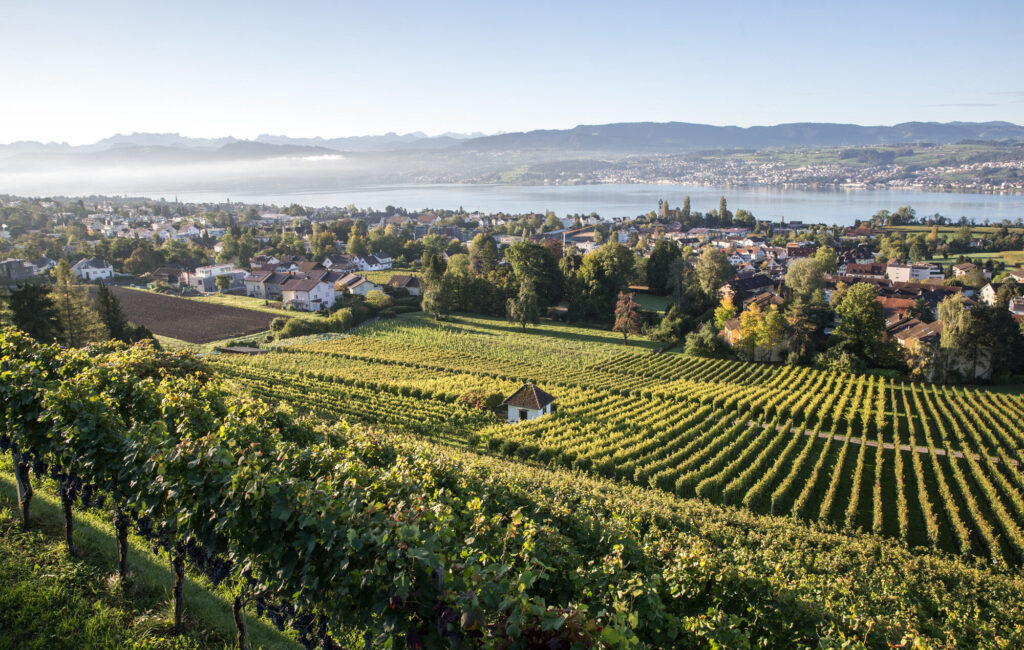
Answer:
xmin=53 ymin=260 xmax=106 ymax=347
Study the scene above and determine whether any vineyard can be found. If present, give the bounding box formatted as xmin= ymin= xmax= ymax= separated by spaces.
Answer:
xmin=3 ymin=328 xmax=1024 ymax=648
xmin=211 ymin=312 xmax=1024 ymax=566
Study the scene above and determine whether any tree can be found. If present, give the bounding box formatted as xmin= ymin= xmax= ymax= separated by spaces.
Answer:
xmin=713 ymin=296 xmax=738 ymax=330
xmin=421 ymin=281 xmax=449 ymax=320
xmin=7 ymin=283 xmax=60 ymax=342
xmin=215 ymin=275 xmax=231 ymax=292
xmin=645 ymin=239 xmax=681 ymax=295
xmin=468 ymin=234 xmax=499 ymax=276
xmin=785 ymin=257 xmax=826 ymax=299
xmin=718 ymin=196 xmax=729 ymax=223
xmin=681 ymin=196 xmax=691 ymax=220
xmin=648 ymin=305 xmax=692 ymax=343
xmin=783 ymin=299 xmax=819 ymax=360
xmin=504 ymin=242 xmax=562 ymax=308
xmin=580 ymin=243 xmax=636 ymax=316
xmin=832 ymin=282 xmax=884 ymax=364
xmin=94 ymin=283 xmax=129 ymax=341
xmin=909 ymin=296 xmax=934 ymax=322
xmin=694 ymin=247 xmax=732 ymax=299
xmin=683 ymin=322 xmax=733 ymax=359
xmin=813 ymin=246 xmax=838 ymax=273
xmin=506 ymin=280 xmax=540 ymax=330
xmin=612 ymin=292 xmax=642 ymax=344
xmin=53 ymin=260 xmax=105 ymax=348
xmin=311 ymin=230 xmax=338 ymax=260
xmin=347 ymin=234 xmax=370 ymax=257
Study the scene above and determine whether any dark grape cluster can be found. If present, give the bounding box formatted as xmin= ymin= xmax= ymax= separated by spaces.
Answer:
xmin=31 ymin=456 xmax=47 ymax=479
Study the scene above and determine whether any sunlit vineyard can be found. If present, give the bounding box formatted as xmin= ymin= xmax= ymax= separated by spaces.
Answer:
xmin=211 ymin=313 xmax=1024 ymax=565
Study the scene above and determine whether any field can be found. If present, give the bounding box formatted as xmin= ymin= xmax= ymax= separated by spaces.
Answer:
xmin=188 ymin=292 xmax=324 ymax=322
xmin=211 ymin=312 xmax=1024 ymax=566
xmin=110 ymin=287 xmax=277 ymax=343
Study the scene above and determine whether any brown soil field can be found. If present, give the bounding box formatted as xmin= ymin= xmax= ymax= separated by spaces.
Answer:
xmin=104 ymin=287 xmax=276 ymax=343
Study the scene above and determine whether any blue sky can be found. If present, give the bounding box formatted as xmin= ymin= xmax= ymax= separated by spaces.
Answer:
xmin=2 ymin=0 xmax=1022 ymax=144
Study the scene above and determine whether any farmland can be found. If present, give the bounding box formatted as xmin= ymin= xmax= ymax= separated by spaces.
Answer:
xmin=211 ymin=312 xmax=1024 ymax=566
xmin=6 ymin=323 xmax=1024 ymax=647
xmin=107 ymin=287 xmax=277 ymax=343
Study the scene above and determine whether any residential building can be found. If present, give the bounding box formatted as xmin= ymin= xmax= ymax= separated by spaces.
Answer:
xmin=386 ymin=275 xmax=421 ymax=296
xmin=885 ymin=263 xmax=944 ymax=283
xmin=280 ymin=275 xmax=335 ymax=311
xmin=71 ymin=258 xmax=114 ymax=281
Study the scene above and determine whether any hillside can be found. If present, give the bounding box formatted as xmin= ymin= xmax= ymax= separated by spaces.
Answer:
xmin=4 ymin=324 xmax=1024 ymax=646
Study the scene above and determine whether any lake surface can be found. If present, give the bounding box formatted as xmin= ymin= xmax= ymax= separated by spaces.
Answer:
xmin=165 ymin=183 xmax=1024 ymax=227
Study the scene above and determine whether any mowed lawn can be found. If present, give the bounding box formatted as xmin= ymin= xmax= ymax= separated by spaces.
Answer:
xmin=108 ymin=287 xmax=276 ymax=343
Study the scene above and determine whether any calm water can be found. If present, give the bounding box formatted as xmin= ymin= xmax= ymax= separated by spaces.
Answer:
xmin=166 ymin=183 xmax=1024 ymax=227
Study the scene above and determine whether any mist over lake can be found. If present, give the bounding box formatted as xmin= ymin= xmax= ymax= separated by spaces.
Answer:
xmin=162 ymin=183 xmax=1024 ymax=226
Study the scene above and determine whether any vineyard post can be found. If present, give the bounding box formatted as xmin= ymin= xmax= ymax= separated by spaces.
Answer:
xmin=59 ymin=477 xmax=75 ymax=554
xmin=11 ymin=451 xmax=32 ymax=529
xmin=114 ymin=508 xmax=130 ymax=584
xmin=172 ymin=541 xmax=186 ymax=634
xmin=232 ymin=595 xmax=250 ymax=650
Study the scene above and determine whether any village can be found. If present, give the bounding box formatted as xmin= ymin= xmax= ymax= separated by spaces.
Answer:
xmin=0 ymin=194 xmax=1022 ymax=383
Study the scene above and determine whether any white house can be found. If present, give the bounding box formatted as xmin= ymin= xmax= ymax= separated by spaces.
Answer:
xmin=336 ymin=273 xmax=380 ymax=297
xmin=280 ymin=275 xmax=335 ymax=311
xmin=885 ymin=263 xmax=944 ymax=283
xmin=72 ymin=258 xmax=114 ymax=281
xmin=502 ymin=384 xmax=556 ymax=424
xmin=354 ymin=253 xmax=393 ymax=271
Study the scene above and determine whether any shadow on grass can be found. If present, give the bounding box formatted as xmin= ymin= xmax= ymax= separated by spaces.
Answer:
xmin=444 ymin=314 xmax=660 ymax=350
xmin=0 ymin=468 xmax=301 ymax=650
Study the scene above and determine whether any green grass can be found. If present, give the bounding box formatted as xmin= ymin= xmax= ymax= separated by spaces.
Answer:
xmin=924 ymin=251 xmax=1024 ymax=269
xmin=633 ymin=293 xmax=671 ymax=312
xmin=188 ymin=293 xmax=323 ymax=322
xmin=359 ymin=268 xmax=419 ymax=285
xmin=0 ymin=469 xmax=301 ymax=650
xmin=154 ymin=331 xmax=273 ymax=355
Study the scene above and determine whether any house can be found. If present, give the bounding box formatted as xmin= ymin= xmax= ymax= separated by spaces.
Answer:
xmin=502 ymin=384 xmax=556 ymax=423
xmin=1007 ymin=269 xmax=1024 ymax=284
xmin=720 ymin=318 xmax=742 ymax=345
xmin=151 ymin=266 xmax=188 ymax=285
xmin=0 ymin=259 xmax=35 ymax=282
xmin=72 ymin=258 xmax=114 ymax=281
xmin=952 ymin=262 xmax=977 ymax=278
xmin=337 ymin=273 xmax=380 ymax=297
xmin=891 ymin=319 xmax=942 ymax=347
xmin=885 ymin=263 xmax=944 ymax=283
xmin=29 ymin=256 xmax=57 ymax=275
xmin=979 ymin=283 xmax=1002 ymax=307
xmin=387 ymin=274 xmax=421 ymax=296
xmin=184 ymin=264 xmax=245 ymax=293
xmin=1008 ymin=297 xmax=1024 ymax=317
xmin=354 ymin=253 xmax=393 ymax=271
xmin=280 ymin=275 xmax=335 ymax=311
xmin=244 ymin=271 xmax=289 ymax=299
xmin=322 ymin=254 xmax=356 ymax=271
xmin=844 ymin=263 xmax=887 ymax=280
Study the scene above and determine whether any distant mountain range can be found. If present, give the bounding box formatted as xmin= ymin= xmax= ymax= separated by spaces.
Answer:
xmin=457 ymin=121 xmax=1024 ymax=153
xmin=2 ymin=122 xmax=1023 ymax=167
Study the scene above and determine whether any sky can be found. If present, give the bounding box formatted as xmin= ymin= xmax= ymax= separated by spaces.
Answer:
xmin=2 ymin=0 xmax=1023 ymax=144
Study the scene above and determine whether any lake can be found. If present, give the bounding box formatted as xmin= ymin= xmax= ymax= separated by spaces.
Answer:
xmin=164 ymin=183 xmax=1024 ymax=227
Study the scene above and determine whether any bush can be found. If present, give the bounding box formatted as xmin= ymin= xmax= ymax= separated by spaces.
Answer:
xmin=365 ymin=289 xmax=392 ymax=309
xmin=270 ymin=317 xmax=288 ymax=332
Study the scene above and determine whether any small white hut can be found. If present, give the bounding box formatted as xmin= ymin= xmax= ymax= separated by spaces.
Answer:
xmin=502 ymin=383 xmax=556 ymax=423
